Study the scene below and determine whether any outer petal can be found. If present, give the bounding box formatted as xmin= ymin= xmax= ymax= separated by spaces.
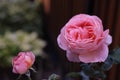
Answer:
xmin=103 ymin=29 xmax=112 ymax=45
xmin=14 ymin=63 xmax=28 ymax=74
xmin=12 ymin=67 xmax=18 ymax=73
xmin=26 ymin=51 xmax=35 ymax=64
xmin=105 ymin=35 xmax=112 ymax=45
xmin=92 ymin=15 xmax=103 ymax=31
xmin=66 ymin=14 xmax=95 ymax=27
xmin=57 ymin=34 xmax=68 ymax=50
xmin=79 ymin=44 xmax=108 ymax=63
xmin=66 ymin=51 xmax=80 ymax=62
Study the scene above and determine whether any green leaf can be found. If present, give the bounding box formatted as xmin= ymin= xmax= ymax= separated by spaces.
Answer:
xmin=93 ymin=70 xmax=106 ymax=79
xmin=81 ymin=63 xmax=94 ymax=76
xmin=66 ymin=72 xmax=80 ymax=78
xmin=101 ymin=57 xmax=113 ymax=71
xmin=81 ymin=63 xmax=106 ymax=79
xmin=25 ymin=70 xmax=32 ymax=80
xmin=109 ymin=47 xmax=120 ymax=64
xmin=80 ymin=71 xmax=90 ymax=80
xmin=48 ymin=74 xmax=61 ymax=80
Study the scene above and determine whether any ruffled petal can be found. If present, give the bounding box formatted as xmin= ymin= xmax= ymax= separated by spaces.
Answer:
xmin=66 ymin=51 xmax=80 ymax=62
xmin=105 ymin=35 xmax=112 ymax=45
xmin=79 ymin=44 xmax=108 ymax=63
xmin=26 ymin=51 xmax=35 ymax=64
xmin=15 ymin=63 xmax=28 ymax=74
xmin=57 ymin=34 xmax=68 ymax=50
xmin=12 ymin=67 xmax=18 ymax=73
xmin=103 ymin=29 xmax=112 ymax=45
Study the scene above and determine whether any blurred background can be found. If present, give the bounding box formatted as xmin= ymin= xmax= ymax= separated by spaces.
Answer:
xmin=0 ymin=0 xmax=120 ymax=80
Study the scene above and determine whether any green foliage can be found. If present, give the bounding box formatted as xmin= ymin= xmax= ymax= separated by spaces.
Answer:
xmin=0 ymin=43 xmax=20 ymax=67
xmin=0 ymin=0 xmax=43 ymax=35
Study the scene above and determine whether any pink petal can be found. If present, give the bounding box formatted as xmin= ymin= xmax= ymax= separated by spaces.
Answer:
xmin=12 ymin=67 xmax=18 ymax=73
xmin=92 ymin=16 xmax=102 ymax=25
xmin=103 ymin=29 xmax=112 ymax=45
xmin=57 ymin=34 xmax=68 ymax=50
xmin=66 ymin=51 xmax=80 ymax=62
xmin=92 ymin=16 xmax=103 ymax=31
xmin=105 ymin=35 xmax=112 ymax=45
xmin=17 ymin=52 xmax=26 ymax=61
xmin=66 ymin=14 xmax=95 ymax=27
xmin=103 ymin=29 xmax=109 ymax=37
xmin=26 ymin=51 xmax=35 ymax=64
xmin=79 ymin=44 xmax=108 ymax=63
xmin=15 ymin=63 xmax=28 ymax=74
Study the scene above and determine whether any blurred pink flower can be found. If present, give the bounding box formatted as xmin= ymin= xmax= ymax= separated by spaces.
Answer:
xmin=12 ymin=51 xmax=35 ymax=74
xmin=57 ymin=14 xmax=112 ymax=63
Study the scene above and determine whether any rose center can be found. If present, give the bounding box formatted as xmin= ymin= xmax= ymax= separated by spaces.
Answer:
xmin=67 ymin=22 xmax=96 ymax=41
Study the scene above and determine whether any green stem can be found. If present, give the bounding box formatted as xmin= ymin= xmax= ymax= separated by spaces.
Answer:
xmin=16 ymin=75 xmax=22 ymax=80
xmin=25 ymin=70 xmax=32 ymax=80
xmin=28 ymin=76 xmax=32 ymax=80
xmin=30 ymin=67 xmax=37 ymax=73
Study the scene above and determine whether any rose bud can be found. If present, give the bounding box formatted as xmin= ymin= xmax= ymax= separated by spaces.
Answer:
xmin=12 ymin=51 xmax=35 ymax=74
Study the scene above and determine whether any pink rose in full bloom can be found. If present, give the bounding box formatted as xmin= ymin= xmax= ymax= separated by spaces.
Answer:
xmin=57 ymin=14 xmax=112 ymax=63
xmin=12 ymin=51 xmax=35 ymax=74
